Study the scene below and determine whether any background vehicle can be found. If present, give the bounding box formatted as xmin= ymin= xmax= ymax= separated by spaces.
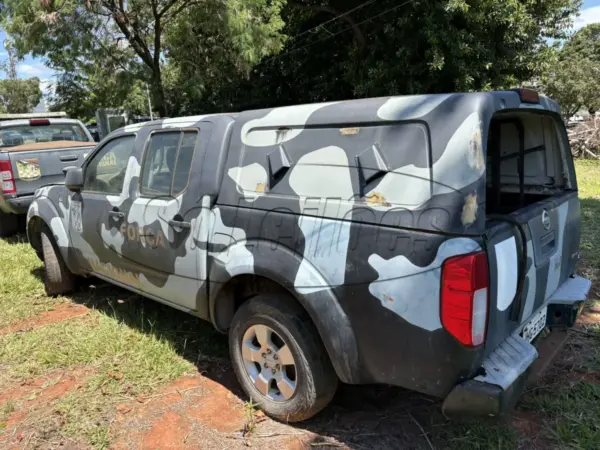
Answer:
xmin=0 ymin=114 xmax=95 ymax=236
xmin=27 ymin=90 xmax=590 ymax=422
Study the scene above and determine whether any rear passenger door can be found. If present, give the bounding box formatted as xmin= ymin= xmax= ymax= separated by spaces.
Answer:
xmin=123 ymin=128 xmax=203 ymax=310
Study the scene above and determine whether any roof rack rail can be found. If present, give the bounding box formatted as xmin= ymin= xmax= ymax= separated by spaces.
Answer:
xmin=0 ymin=112 xmax=68 ymax=121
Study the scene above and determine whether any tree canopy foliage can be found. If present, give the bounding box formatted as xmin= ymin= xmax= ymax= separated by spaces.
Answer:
xmin=0 ymin=78 xmax=43 ymax=114
xmin=3 ymin=0 xmax=287 ymax=117
xmin=543 ymin=23 xmax=600 ymax=119
xmin=2 ymin=0 xmax=582 ymax=118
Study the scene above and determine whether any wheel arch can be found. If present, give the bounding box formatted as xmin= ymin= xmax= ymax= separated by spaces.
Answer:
xmin=27 ymin=215 xmax=44 ymax=259
xmin=27 ymin=199 xmax=71 ymax=268
xmin=209 ymin=243 xmax=361 ymax=384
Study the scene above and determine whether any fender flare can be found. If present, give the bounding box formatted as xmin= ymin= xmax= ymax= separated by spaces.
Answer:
xmin=208 ymin=241 xmax=361 ymax=384
xmin=27 ymin=197 xmax=74 ymax=271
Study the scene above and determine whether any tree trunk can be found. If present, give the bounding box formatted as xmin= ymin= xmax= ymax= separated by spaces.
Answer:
xmin=152 ymin=69 xmax=168 ymax=118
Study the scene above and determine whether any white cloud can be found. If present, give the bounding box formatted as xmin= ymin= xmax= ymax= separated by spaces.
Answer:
xmin=574 ymin=6 xmax=600 ymax=30
xmin=18 ymin=62 xmax=49 ymax=78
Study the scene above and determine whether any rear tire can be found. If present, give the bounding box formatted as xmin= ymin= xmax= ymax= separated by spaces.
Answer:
xmin=0 ymin=210 xmax=19 ymax=238
xmin=229 ymin=294 xmax=338 ymax=422
xmin=41 ymin=226 xmax=75 ymax=296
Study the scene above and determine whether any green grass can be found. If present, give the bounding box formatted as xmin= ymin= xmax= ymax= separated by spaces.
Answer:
xmin=441 ymin=423 xmax=518 ymax=450
xmin=0 ymin=314 xmax=193 ymax=383
xmin=522 ymin=376 xmax=600 ymax=449
xmin=576 ymin=160 xmax=600 ymax=276
xmin=0 ymin=229 xmax=227 ymax=446
xmin=0 ymin=234 xmax=58 ymax=329
xmin=1 ymin=399 xmax=15 ymax=420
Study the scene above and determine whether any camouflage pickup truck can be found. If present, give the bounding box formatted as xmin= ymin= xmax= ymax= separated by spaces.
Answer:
xmin=27 ymin=90 xmax=591 ymax=422
xmin=0 ymin=114 xmax=95 ymax=236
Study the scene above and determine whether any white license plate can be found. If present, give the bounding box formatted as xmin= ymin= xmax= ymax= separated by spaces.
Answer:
xmin=521 ymin=307 xmax=548 ymax=342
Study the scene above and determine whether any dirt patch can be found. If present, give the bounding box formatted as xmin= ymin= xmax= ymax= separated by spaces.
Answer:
xmin=0 ymin=303 xmax=89 ymax=336
xmin=511 ymin=410 xmax=543 ymax=435
xmin=111 ymin=373 xmax=322 ymax=450
xmin=573 ymin=371 xmax=600 ymax=383
xmin=0 ymin=369 xmax=85 ymax=405
xmin=0 ymin=368 xmax=91 ymax=448
xmin=111 ymin=374 xmax=248 ymax=449
xmin=142 ymin=411 xmax=190 ymax=450
xmin=576 ymin=310 xmax=600 ymax=325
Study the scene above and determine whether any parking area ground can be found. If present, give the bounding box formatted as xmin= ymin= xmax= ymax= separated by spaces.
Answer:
xmin=1 ymin=160 xmax=599 ymax=450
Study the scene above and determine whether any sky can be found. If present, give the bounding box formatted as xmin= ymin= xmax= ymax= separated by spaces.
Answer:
xmin=1 ymin=0 xmax=600 ymax=109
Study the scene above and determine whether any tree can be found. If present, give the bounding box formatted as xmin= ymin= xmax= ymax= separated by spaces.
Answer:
xmin=0 ymin=78 xmax=43 ymax=113
xmin=45 ymin=63 xmax=151 ymax=120
xmin=207 ymin=0 xmax=582 ymax=111
xmin=543 ymin=57 xmax=600 ymax=120
xmin=561 ymin=23 xmax=600 ymax=61
xmin=2 ymin=0 xmax=287 ymax=117
xmin=542 ymin=23 xmax=600 ymax=119
xmin=2 ymin=0 xmax=583 ymax=117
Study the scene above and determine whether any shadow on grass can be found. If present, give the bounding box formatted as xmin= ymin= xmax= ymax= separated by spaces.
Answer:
xmin=2 ymin=230 xmax=29 ymax=246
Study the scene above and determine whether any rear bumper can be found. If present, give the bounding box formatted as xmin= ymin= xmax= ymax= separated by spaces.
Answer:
xmin=0 ymin=194 xmax=33 ymax=215
xmin=442 ymin=275 xmax=590 ymax=420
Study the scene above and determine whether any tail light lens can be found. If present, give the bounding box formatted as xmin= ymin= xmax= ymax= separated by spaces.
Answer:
xmin=441 ymin=251 xmax=489 ymax=347
xmin=29 ymin=119 xmax=50 ymax=126
xmin=517 ymin=88 xmax=540 ymax=104
xmin=0 ymin=160 xmax=16 ymax=194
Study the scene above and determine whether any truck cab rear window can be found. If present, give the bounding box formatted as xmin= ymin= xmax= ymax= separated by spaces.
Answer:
xmin=0 ymin=124 xmax=90 ymax=148
xmin=141 ymin=131 xmax=198 ymax=197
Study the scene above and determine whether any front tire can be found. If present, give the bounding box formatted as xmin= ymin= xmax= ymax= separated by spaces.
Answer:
xmin=41 ymin=226 xmax=75 ymax=296
xmin=229 ymin=294 xmax=338 ymax=422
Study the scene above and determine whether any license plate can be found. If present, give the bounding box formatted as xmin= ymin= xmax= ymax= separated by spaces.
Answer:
xmin=521 ymin=307 xmax=548 ymax=342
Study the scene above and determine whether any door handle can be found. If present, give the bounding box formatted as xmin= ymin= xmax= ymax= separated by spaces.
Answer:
xmin=169 ymin=219 xmax=191 ymax=230
xmin=60 ymin=155 xmax=78 ymax=162
xmin=109 ymin=211 xmax=125 ymax=220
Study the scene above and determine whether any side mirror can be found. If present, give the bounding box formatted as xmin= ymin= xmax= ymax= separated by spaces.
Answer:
xmin=65 ymin=167 xmax=84 ymax=192
xmin=62 ymin=166 xmax=76 ymax=176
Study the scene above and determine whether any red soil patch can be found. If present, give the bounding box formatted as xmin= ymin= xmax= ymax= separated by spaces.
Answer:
xmin=0 ymin=369 xmax=91 ymax=447
xmin=111 ymin=374 xmax=246 ymax=449
xmin=511 ymin=409 xmax=556 ymax=449
xmin=0 ymin=303 xmax=89 ymax=335
xmin=185 ymin=381 xmax=245 ymax=433
xmin=572 ymin=371 xmax=600 ymax=383
xmin=142 ymin=411 xmax=190 ymax=450
xmin=577 ymin=310 xmax=600 ymax=325
xmin=0 ymin=369 xmax=85 ymax=405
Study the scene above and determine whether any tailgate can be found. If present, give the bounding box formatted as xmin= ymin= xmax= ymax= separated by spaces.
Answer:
xmin=9 ymin=146 xmax=93 ymax=196
xmin=484 ymin=191 xmax=580 ymax=353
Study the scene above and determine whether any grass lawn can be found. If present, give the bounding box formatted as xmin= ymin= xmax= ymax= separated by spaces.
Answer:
xmin=0 ymin=160 xmax=598 ymax=449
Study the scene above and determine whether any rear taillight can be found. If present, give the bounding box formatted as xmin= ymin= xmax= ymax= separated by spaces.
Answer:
xmin=0 ymin=160 xmax=16 ymax=194
xmin=441 ymin=251 xmax=489 ymax=347
xmin=517 ymin=88 xmax=540 ymax=104
xmin=29 ymin=119 xmax=50 ymax=126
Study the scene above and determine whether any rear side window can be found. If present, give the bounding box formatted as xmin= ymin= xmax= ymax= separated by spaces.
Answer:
xmin=141 ymin=130 xmax=198 ymax=197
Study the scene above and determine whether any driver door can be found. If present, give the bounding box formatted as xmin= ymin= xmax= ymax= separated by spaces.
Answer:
xmin=69 ymin=134 xmax=137 ymax=279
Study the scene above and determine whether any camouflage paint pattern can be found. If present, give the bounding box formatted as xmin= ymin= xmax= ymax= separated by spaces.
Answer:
xmin=27 ymin=91 xmax=581 ymax=397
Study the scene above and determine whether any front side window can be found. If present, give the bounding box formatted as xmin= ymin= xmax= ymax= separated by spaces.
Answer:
xmin=141 ymin=131 xmax=198 ymax=197
xmin=83 ymin=135 xmax=136 ymax=194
